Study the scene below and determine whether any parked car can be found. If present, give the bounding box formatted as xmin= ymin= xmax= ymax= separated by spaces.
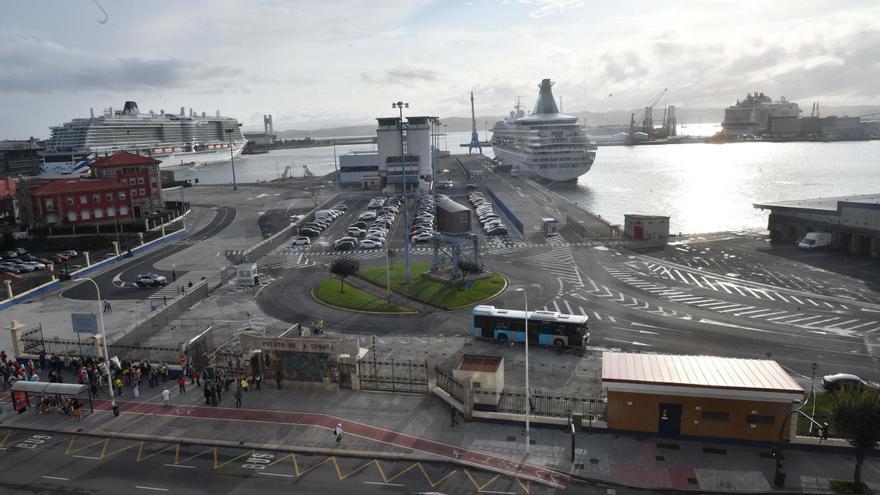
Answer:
xmin=347 ymin=227 xmax=367 ymax=238
xmin=61 ymin=250 xmax=78 ymax=258
xmin=822 ymin=373 xmax=877 ymax=391
xmin=2 ymin=251 xmax=19 ymax=259
xmin=299 ymin=228 xmax=321 ymax=238
xmin=0 ymin=262 xmax=20 ymax=273
xmin=136 ymin=273 xmax=168 ymax=287
xmin=333 ymin=203 xmax=348 ymax=211
xmin=20 ymin=261 xmax=46 ymax=270
xmin=485 ymin=226 xmax=509 ymax=236
xmin=412 ymin=232 xmax=434 ymax=242
xmin=359 ymin=239 xmax=383 ymax=249
xmin=291 ymin=236 xmax=311 ymax=246
xmin=333 ymin=239 xmax=356 ymax=251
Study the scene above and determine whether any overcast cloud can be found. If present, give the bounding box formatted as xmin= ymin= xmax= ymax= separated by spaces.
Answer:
xmin=1 ymin=0 xmax=878 ymax=137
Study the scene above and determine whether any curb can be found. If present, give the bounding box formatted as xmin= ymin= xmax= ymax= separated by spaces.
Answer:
xmin=309 ymin=284 xmax=419 ymax=315
xmin=0 ymin=422 xmax=441 ymax=464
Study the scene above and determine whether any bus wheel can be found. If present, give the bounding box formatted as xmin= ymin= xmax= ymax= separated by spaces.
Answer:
xmin=497 ymin=333 xmax=508 ymax=343
xmin=553 ymin=339 xmax=565 ymax=349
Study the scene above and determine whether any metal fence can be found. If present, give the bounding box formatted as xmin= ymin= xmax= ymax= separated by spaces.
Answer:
xmin=20 ymin=323 xmax=45 ymax=354
xmin=358 ymin=356 xmax=428 ymax=394
xmin=435 ymin=365 xmax=464 ymax=402
xmin=471 ymin=387 xmax=607 ymax=421
xmin=19 ymin=330 xmax=178 ymax=363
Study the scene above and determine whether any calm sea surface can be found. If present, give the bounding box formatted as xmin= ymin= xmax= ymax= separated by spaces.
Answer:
xmin=171 ymin=127 xmax=880 ymax=234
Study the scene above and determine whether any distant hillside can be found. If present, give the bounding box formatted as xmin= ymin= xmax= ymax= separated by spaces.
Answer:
xmin=274 ymin=105 xmax=880 ymax=138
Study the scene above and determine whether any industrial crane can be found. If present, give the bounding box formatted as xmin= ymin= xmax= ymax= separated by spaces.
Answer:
xmin=628 ymin=88 xmax=668 ymax=142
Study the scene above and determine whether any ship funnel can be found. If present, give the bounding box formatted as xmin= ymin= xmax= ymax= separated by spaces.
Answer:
xmin=532 ymin=78 xmax=560 ymax=115
xmin=180 ymin=106 xmax=185 ymax=116
xmin=123 ymin=101 xmax=140 ymax=115
xmin=90 ymin=108 xmax=95 ymax=119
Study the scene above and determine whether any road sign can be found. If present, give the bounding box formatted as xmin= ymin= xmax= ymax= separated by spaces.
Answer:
xmin=71 ymin=313 xmax=98 ymax=334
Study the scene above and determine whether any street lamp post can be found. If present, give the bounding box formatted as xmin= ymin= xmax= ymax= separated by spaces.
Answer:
xmin=79 ymin=277 xmax=118 ymax=416
xmin=515 ymin=287 xmax=531 ymax=453
xmin=392 ymin=101 xmax=412 ymax=283
xmin=332 ymin=143 xmax=340 ymax=196
xmin=225 ymin=126 xmax=240 ymax=191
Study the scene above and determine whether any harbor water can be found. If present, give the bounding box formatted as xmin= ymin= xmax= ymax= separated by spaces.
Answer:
xmin=170 ymin=129 xmax=880 ymax=235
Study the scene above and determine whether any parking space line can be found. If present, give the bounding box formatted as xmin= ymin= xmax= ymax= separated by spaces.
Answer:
xmin=806 ymin=299 xmax=820 ymax=306
xmin=844 ymin=321 xmax=876 ymax=331
xmin=164 ymin=464 xmax=196 ymax=469
xmin=790 ymin=296 xmax=804 ymax=305
xmin=713 ymin=304 xmax=746 ymax=311
xmin=363 ymin=481 xmax=405 ymax=487
xmin=785 ymin=315 xmax=824 ymax=324
xmin=135 ymin=487 xmax=169 ymax=492
xmin=832 ymin=319 xmax=860 ymax=328
xmin=734 ymin=308 xmax=771 ymax=316
xmin=592 ymin=312 xmax=602 ymax=321
xmin=805 ymin=317 xmax=840 ymax=327
xmin=766 ymin=313 xmax=799 ymax=321
xmin=563 ymin=300 xmax=573 ymax=314
xmin=749 ymin=310 xmax=787 ymax=318
xmin=260 ymin=472 xmax=295 ymax=478
xmin=41 ymin=476 xmax=70 ymax=481
xmin=686 ymin=272 xmax=704 ymax=288
xmin=775 ymin=293 xmax=790 ymax=303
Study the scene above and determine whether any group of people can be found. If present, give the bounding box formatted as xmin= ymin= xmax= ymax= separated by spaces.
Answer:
xmin=36 ymin=395 xmax=82 ymax=420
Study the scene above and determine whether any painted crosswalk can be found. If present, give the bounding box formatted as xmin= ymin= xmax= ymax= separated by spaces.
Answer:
xmin=564 ymin=276 xmax=690 ymax=320
xmin=514 ymin=245 xmax=584 ymax=294
xmin=149 ymin=270 xmax=223 ymax=299
xmin=633 ymin=260 xmax=851 ymax=310
xmin=603 ymin=265 xmax=880 ymax=335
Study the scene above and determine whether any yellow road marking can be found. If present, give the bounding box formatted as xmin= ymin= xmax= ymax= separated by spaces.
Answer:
xmin=417 ymin=463 xmax=458 ymax=488
xmin=0 ymin=431 xmax=10 ymax=448
xmin=176 ymin=446 xmax=216 ymax=466
xmin=293 ymin=454 xmax=337 ymax=477
xmin=65 ymin=436 xmax=106 ymax=455
xmin=464 ymin=469 xmax=501 ymax=492
xmin=213 ymin=450 xmax=255 ymax=470
xmin=516 ymin=478 xmax=531 ymax=494
xmin=333 ymin=458 xmax=383 ymax=480
xmin=136 ymin=443 xmax=179 ymax=463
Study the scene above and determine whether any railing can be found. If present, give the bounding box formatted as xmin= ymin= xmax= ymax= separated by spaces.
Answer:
xmin=358 ymin=357 xmax=428 ymax=394
xmin=434 ymin=366 xmax=464 ymax=402
xmin=472 ymin=387 xmax=607 ymax=421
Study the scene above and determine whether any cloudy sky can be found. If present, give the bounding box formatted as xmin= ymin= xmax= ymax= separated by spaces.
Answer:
xmin=2 ymin=0 xmax=879 ymax=137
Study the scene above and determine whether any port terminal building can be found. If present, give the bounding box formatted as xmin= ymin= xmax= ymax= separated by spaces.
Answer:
xmin=754 ymin=193 xmax=880 ymax=257
xmin=602 ymin=352 xmax=803 ymax=442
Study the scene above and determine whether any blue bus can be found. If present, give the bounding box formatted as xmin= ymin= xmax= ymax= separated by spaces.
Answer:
xmin=471 ymin=305 xmax=590 ymax=348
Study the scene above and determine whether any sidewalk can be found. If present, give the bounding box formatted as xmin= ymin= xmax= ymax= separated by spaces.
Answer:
xmin=2 ymin=383 xmax=878 ymax=492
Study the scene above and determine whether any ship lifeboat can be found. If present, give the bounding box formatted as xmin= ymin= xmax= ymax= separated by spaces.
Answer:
xmin=152 ymin=148 xmax=163 ymax=153
xmin=174 ymin=147 xmax=182 ymax=152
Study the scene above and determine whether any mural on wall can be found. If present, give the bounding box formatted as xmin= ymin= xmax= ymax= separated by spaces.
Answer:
xmin=266 ymin=351 xmax=332 ymax=382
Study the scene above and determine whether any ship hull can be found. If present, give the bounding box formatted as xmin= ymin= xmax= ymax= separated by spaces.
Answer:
xmin=491 ymin=145 xmax=594 ymax=182
xmin=41 ymin=142 xmax=246 ymax=176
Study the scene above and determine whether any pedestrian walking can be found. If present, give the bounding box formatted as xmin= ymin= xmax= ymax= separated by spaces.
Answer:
xmin=334 ymin=423 xmax=343 ymax=444
xmin=450 ymin=404 xmax=457 ymax=427
xmin=133 ymin=382 xmax=140 ymax=399
xmin=215 ymin=384 xmax=222 ymax=403
xmin=113 ymin=377 xmax=123 ymax=396
xmin=203 ymin=383 xmax=212 ymax=405
xmin=103 ymin=299 xmax=112 ymax=313
xmin=162 ymin=387 xmax=171 ymax=407
xmin=240 ymin=377 xmax=249 ymax=393
xmin=275 ymin=370 xmax=282 ymax=390
xmin=178 ymin=375 xmax=186 ymax=394
xmin=194 ymin=370 xmax=201 ymax=387
xmin=254 ymin=374 xmax=261 ymax=391
xmin=234 ymin=387 xmax=242 ymax=408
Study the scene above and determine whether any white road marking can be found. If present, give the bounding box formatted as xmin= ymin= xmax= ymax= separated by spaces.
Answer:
xmin=73 ymin=455 xmax=100 ymax=460
xmin=592 ymin=311 xmax=601 ymax=320
xmin=563 ymin=299 xmax=574 ymax=314
xmin=790 ymin=295 xmax=804 ymax=305
xmin=785 ymin=315 xmax=825 ymax=325
xmin=135 ymin=487 xmax=169 ymax=492
xmin=363 ymin=481 xmax=406 ymax=487
xmin=164 ymin=464 xmax=196 ymax=469
xmin=832 ymin=319 xmax=860 ymax=328
xmin=41 ymin=476 xmax=70 ymax=481
xmin=552 ymin=300 xmax=561 ymax=313
xmin=806 ymin=299 xmax=820 ymax=306
xmin=805 ymin=317 xmax=840 ymax=327
xmin=734 ymin=308 xmax=772 ymax=316
xmin=718 ymin=305 xmax=752 ymax=313
xmin=843 ymin=321 xmax=876 ymax=331
xmin=608 ymin=316 xmax=617 ymax=323
xmin=260 ymin=472 xmax=296 ymax=478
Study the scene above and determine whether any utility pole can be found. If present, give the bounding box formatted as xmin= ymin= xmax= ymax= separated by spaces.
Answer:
xmin=392 ymin=101 xmax=412 ymax=283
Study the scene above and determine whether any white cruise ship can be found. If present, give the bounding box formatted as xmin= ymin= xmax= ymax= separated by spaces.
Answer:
xmin=722 ymin=92 xmax=801 ymax=137
xmin=491 ymin=79 xmax=596 ymax=182
xmin=41 ymin=101 xmax=246 ymax=175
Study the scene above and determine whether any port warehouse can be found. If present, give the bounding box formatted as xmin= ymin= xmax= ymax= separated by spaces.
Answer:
xmin=754 ymin=193 xmax=880 ymax=257
xmin=602 ymin=352 xmax=804 ymax=442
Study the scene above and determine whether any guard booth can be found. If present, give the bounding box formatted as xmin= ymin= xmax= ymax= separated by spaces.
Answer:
xmin=11 ymin=381 xmax=94 ymax=415
xmin=541 ymin=217 xmax=558 ymax=235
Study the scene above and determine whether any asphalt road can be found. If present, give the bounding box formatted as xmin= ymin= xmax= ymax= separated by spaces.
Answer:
xmin=258 ymin=229 xmax=880 ymax=384
xmin=0 ymin=428 xmax=595 ymax=494
xmin=61 ymin=206 xmax=235 ymax=301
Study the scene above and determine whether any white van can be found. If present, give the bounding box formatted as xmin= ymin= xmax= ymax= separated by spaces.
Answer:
xmin=798 ymin=232 xmax=831 ymax=249
xmin=315 ymin=210 xmax=333 ymax=222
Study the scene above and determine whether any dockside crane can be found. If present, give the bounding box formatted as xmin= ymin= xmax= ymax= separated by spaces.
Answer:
xmin=642 ymin=88 xmax=667 ymax=137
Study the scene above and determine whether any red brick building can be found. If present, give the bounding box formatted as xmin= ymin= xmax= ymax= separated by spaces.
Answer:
xmin=30 ymin=178 xmax=131 ymax=225
xmin=90 ymin=151 xmax=163 ymax=218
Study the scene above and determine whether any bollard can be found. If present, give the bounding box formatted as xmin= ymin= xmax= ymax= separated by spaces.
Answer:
xmin=138 ymin=232 xmax=144 ymax=246
xmin=112 ymin=241 xmax=120 ymax=256
xmin=83 ymin=251 xmax=91 ymax=267
xmin=4 ymin=280 xmax=13 ymax=300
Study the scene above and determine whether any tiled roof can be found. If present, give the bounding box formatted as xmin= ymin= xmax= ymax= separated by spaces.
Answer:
xmin=602 ymin=352 xmax=803 ymax=394
xmin=91 ymin=151 xmax=161 ymax=168
xmin=32 ymin=178 xmax=127 ymax=196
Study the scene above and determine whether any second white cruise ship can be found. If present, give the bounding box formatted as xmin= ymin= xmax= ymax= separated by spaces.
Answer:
xmin=41 ymin=101 xmax=247 ymax=175
xmin=491 ymin=79 xmax=596 ymax=182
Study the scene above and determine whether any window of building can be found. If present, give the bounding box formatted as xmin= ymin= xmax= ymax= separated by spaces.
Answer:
xmin=131 ymin=189 xmax=137 ymax=197
xmin=67 ymin=211 xmax=76 ymax=221
xmin=139 ymin=188 xmax=145 ymax=196
xmin=107 ymin=207 xmax=115 ymax=217
xmin=81 ymin=210 xmax=91 ymax=220
xmin=93 ymin=194 xmax=100 ymax=203
xmin=80 ymin=195 xmax=88 ymax=204
xmin=119 ymin=192 xmax=126 ymax=200
xmin=94 ymin=208 xmax=104 ymax=219
xmin=66 ymin=197 xmax=74 ymax=206
xmin=701 ymin=411 xmax=730 ymax=422
xmin=46 ymin=199 xmax=54 ymax=211
xmin=460 ymin=213 xmax=467 ymax=223
xmin=746 ymin=414 xmax=774 ymax=426
xmin=106 ymin=193 xmax=113 ymax=201
xmin=119 ymin=206 xmax=128 ymax=215
xmin=137 ymin=177 xmax=144 ymax=184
